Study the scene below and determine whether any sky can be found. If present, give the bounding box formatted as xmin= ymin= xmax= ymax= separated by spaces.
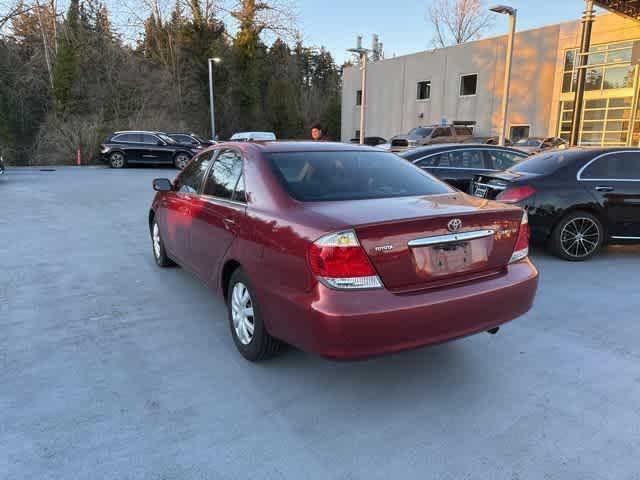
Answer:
xmin=294 ymin=0 xmax=602 ymax=63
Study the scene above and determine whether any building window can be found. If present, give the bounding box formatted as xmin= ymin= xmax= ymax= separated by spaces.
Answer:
xmin=459 ymin=74 xmax=477 ymax=96
xmin=558 ymin=97 xmax=640 ymax=146
xmin=561 ymin=40 xmax=637 ymax=94
xmin=356 ymin=90 xmax=362 ymax=106
xmin=355 ymin=130 xmax=361 ymax=139
xmin=510 ymin=125 xmax=530 ymax=141
xmin=417 ymin=81 xmax=431 ymax=100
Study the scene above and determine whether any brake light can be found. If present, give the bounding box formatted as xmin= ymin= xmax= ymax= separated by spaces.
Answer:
xmin=497 ymin=185 xmax=536 ymax=204
xmin=308 ymin=230 xmax=382 ymax=289
xmin=509 ymin=210 xmax=530 ymax=264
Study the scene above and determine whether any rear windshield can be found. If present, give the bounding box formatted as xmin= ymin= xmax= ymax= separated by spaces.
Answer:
xmin=510 ymin=150 xmax=581 ymax=175
xmin=266 ymin=151 xmax=452 ymax=202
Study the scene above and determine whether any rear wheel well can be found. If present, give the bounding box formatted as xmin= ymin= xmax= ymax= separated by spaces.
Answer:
xmin=148 ymin=209 xmax=155 ymax=232
xmin=552 ymin=207 xmax=607 ymax=239
xmin=221 ymin=260 xmax=241 ymax=300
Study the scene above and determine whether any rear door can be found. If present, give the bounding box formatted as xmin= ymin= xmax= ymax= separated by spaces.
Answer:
xmin=579 ymin=151 xmax=640 ymax=238
xmin=430 ymin=127 xmax=453 ymax=144
xmin=188 ymin=149 xmax=246 ymax=283
xmin=141 ymin=134 xmax=172 ymax=163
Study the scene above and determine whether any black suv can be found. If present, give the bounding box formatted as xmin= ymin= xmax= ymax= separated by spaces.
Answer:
xmin=100 ymin=131 xmax=198 ymax=169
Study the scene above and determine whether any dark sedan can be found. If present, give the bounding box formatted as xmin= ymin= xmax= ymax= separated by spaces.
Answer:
xmin=400 ymin=144 xmax=528 ymax=191
xmin=471 ymin=148 xmax=640 ymax=261
xmin=100 ymin=130 xmax=198 ymax=169
xmin=167 ymin=132 xmax=215 ymax=149
xmin=149 ymin=142 xmax=537 ymax=361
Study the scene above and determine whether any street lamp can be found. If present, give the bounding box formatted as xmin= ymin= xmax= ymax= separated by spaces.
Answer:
xmin=208 ymin=57 xmax=222 ymax=141
xmin=490 ymin=5 xmax=517 ymax=146
xmin=347 ymin=37 xmax=370 ymax=145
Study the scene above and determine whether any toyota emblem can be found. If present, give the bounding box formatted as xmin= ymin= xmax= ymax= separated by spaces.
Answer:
xmin=448 ymin=218 xmax=463 ymax=232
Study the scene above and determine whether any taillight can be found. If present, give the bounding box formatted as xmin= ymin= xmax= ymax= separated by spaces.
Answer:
xmin=497 ymin=185 xmax=536 ymax=203
xmin=509 ymin=210 xmax=530 ymax=264
xmin=308 ymin=230 xmax=382 ymax=290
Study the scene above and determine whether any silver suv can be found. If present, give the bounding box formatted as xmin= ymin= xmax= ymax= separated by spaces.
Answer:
xmin=390 ymin=125 xmax=474 ymax=152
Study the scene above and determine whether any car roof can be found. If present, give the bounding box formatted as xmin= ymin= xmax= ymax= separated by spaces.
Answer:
xmin=113 ymin=130 xmax=164 ymax=135
xmin=225 ymin=141 xmax=377 ymax=154
xmin=399 ymin=143 xmax=524 ymax=156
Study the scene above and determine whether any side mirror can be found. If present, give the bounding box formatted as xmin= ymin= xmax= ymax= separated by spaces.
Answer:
xmin=153 ymin=178 xmax=173 ymax=192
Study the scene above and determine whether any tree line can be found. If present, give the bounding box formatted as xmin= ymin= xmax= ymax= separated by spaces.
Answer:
xmin=0 ymin=0 xmax=342 ymax=165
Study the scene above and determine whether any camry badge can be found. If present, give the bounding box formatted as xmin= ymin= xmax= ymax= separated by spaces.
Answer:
xmin=375 ymin=245 xmax=394 ymax=252
xmin=448 ymin=218 xmax=463 ymax=232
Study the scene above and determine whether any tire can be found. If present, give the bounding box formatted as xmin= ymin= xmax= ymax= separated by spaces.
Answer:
xmin=174 ymin=152 xmax=191 ymax=170
xmin=151 ymin=218 xmax=175 ymax=267
xmin=227 ymin=268 xmax=280 ymax=361
xmin=109 ymin=151 xmax=126 ymax=169
xmin=549 ymin=210 xmax=604 ymax=261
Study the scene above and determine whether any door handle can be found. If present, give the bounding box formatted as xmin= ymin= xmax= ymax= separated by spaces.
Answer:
xmin=595 ymin=186 xmax=614 ymax=193
xmin=223 ymin=217 xmax=236 ymax=230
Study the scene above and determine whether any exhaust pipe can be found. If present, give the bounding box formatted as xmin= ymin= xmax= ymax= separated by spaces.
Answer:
xmin=487 ymin=327 xmax=500 ymax=335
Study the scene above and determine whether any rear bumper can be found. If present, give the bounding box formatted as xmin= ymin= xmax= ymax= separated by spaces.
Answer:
xmin=291 ymin=260 xmax=538 ymax=360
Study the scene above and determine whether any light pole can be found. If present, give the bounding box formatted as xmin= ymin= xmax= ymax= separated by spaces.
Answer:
xmin=490 ymin=5 xmax=517 ymax=146
xmin=208 ymin=57 xmax=222 ymax=141
xmin=347 ymin=38 xmax=370 ymax=145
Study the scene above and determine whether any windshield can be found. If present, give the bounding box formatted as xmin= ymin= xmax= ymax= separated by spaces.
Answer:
xmin=510 ymin=150 xmax=581 ymax=175
xmin=408 ymin=128 xmax=434 ymax=139
xmin=266 ymin=150 xmax=452 ymax=202
xmin=515 ymin=138 xmax=541 ymax=146
xmin=158 ymin=133 xmax=177 ymax=144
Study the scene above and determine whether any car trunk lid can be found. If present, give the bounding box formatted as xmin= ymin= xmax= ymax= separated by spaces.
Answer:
xmin=304 ymin=194 xmax=524 ymax=293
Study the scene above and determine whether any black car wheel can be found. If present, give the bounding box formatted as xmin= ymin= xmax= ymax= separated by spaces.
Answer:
xmin=151 ymin=218 xmax=175 ymax=267
xmin=227 ymin=268 xmax=280 ymax=362
xmin=109 ymin=152 xmax=126 ymax=169
xmin=174 ymin=153 xmax=190 ymax=170
xmin=550 ymin=211 xmax=604 ymax=261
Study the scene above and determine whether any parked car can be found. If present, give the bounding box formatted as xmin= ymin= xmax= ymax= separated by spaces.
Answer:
xmin=512 ymin=137 xmax=567 ymax=155
xmin=166 ymin=132 xmax=214 ymax=149
xmin=400 ymin=144 xmax=528 ymax=191
xmin=100 ymin=131 xmax=198 ymax=169
xmin=470 ymin=147 xmax=640 ymax=261
xmin=149 ymin=142 xmax=538 ymax=361
xmin=462 ymin=136 xmax=513 ymax=146
xmin=229 ymin=131 xmax=276 ymax=141
xmin=349 ymin=136 xmax=387 ymax=147
xmin=389 ymin=125 xmax=474 ymax=152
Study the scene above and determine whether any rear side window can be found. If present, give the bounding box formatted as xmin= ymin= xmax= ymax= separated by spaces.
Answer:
xmin=455 ymin=127 xmax=473 ymax=136
xmin=141 ymin=134 xmax=159 ymax=144
xmin=488 ymin=150 xmax=525 ymax=170
xmin=203 ymin=150 xmax=244 ymax=200
xmin=432 ymin=128 xmax=450 ymax=138
xmin=266 ymin=150 xmax=452 ymax=202
xmin=175 ymin=153 xmax=213 ymax=193
xmin=450 ymin=150 xmax=485 ymax=169
xmin=112 ymin=133 xmax=140 ymax=143
xmin=511 ymin=150 xmax=582 ymax=175
xmin=581 ymin=152 xmax=640 ymax=180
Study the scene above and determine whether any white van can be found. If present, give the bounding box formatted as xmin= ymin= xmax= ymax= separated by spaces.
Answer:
xmin=229 ymin=132 xmax=277 ymax=142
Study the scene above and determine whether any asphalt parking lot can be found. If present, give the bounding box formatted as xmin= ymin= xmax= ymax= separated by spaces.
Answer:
xmin=1 ymin=166 xmax=640 ymax=480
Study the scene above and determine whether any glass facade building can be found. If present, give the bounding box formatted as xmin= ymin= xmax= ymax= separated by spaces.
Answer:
xmin=558 ymin=40 xmax=640 ymax=146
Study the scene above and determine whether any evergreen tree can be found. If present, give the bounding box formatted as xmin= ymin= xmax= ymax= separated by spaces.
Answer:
xmin=52 ymin=0 xmax=81 ymax=114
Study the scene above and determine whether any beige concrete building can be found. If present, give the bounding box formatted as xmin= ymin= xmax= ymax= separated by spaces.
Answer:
xmin=341 ymin=13 xmax=640 ymax=146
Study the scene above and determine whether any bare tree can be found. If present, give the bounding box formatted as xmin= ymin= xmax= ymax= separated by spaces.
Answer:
xmin=428 ymin=0 xmax=494 ymax=48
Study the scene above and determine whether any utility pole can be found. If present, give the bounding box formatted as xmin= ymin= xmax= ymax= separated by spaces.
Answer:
xmin=570 ymin=0 xmax=596 ymax=146
xmin=347 ymin=37 xmax=370 ymax=145
xmin=490 ymin=5 xmax=517 ymax=146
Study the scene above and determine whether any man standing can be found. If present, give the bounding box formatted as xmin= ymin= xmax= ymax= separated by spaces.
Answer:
xmin=310 ymin=123 xmax=327 ymax=141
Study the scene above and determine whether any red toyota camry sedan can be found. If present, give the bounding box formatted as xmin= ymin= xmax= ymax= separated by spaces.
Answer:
xmin=149 ymin=142 xmax=538 ymax=361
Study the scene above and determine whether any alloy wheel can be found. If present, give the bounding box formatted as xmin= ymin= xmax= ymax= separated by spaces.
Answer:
xmin=176 ymin=154 xmax=189 ymax=169
xmin=110 ymin=153 xmax=124 ymax=168
xmin=231 ymin=282 xmax=255 ymax=345
xmin=560 ymin=217 xmax=600 ymax=259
